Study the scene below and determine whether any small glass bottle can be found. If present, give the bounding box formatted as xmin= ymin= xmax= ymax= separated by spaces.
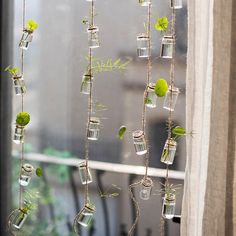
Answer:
xmin=13 ymin=125 xmax=25 ymax=144
xmin=10 ymin=201 xmax=31 ymax=230
xmin=163 ymin=85 xmax=180 ymax=111
xmin=160 ymin=35 xmax=174 ymax=59
xmin=160 ymin=138 xmax=177 ymax=165
xmin=138 ymin=0 xmax=151 ymax=6
xmin=79 ymin=162 xmax=93 ymax=185
xmin=146 ymin=83 xmax=157 ymax=108
xmin=140 ymin=177 xmax=153 ymax=200
xmin=132 ymin=130 xmax=147 ymax=155
xmin=80 ymin=74 xmax=93 ymax=95
xmin=19 ymin=163 xmax=34 ymax=186
xmin=87 ymin=117 xmax=100 ymax=141
xmin=19 ymin=29 xmax=33 ymax=50
xmin=12 ymin=75 xmax=26 ymax=95
xmin=170 ymin=0 xmax=182 ymax=9
xmin=137 ymin=34 xmax=150 ymax=58
xmin=77 ymin=203 xmax=96 ymax=227
xmin=162 ymin=193 xmax=176 ymax=219
xmin=87 ymin=26 xmax=100 ymax=49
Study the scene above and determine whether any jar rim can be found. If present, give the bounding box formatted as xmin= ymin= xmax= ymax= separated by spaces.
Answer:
xmin=148 ymin=82 xmax=155 ymax=89
xmin=90 ymin=117 xmax=100 ymax=124
xmin=137 ymin=34 xmax=149 ymax=39
xmin=22 ymin=163 xmax=34 ymax=172
xmin=133 ymin=130 xmax=144 ymax=138
xmin=168 ymin=85 xmax=180 ymax=93
xmin=166 ymin=138 xmax=177 ymax=146
xmin=142 ymin=177 xmax=153 ymax=187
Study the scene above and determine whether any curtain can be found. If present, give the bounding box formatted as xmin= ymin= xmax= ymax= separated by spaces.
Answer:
xmin=181 ymin=0 xmax=236 ymax=235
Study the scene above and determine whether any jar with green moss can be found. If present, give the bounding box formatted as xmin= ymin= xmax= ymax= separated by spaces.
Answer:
xmin=13 ymin=112 xmax=30 ymax=144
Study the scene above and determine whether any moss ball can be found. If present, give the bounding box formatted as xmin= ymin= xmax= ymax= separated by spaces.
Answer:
xmin=16 ymin=112 xmax=30 ymax=126
xmin=155 ymin=79 xmax=168 ymax=97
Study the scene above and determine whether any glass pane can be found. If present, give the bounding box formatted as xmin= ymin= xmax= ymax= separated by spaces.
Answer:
xmin=11 ymin=0 xmax=187 ymax=235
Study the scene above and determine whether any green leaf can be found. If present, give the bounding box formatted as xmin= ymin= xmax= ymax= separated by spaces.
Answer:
xmin=36 ymin=167 xmax=43 ymax=177
xmin=16 ymin=112 xmax=30 ymax=126
xmin=155 ymin=17 xmax=169 ymax=32
xmin=27 ymin=20 xmax=39 ymax=31
xmin=118 ymin=126 xmax=126 ymax=140
xmin=172 ymin=126 xmax=186 ymax=136
xmin=5 ymin=65 xmax=19 ymax=76
xmin=155 ymin=78 xmax=168 ymax=97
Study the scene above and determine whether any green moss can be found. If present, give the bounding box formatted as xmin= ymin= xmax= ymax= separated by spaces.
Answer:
xmin=27 ymin=20 xmax=39 ymax=31
xmin=16 ymin=112 xmax=30 ymax=126
xmin=155 ymin=17 xmax=169 ymax=32
xmin=155 ymin=78 xmax=168 ymax=97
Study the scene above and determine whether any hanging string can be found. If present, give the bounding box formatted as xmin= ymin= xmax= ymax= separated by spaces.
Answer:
xmin=19 ymin=0 xmax=26 ymax=210
xmin=128 ymin=2 xmax=152 ymax=235
xmin=84 ymin=0 xmax=95 ymax=207
xmin=165 ymin=2 xmax=176 ymax=185
xmin=73 ymin=1 xmax=96 ymax=235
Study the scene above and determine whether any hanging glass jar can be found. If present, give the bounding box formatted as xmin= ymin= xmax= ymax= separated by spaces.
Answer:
xmin=79 ymin=162 xmax=93 ymax=185
xmin=132 ymin=130 xmax=147 ymax=155
xmin=76 ymin=203 xmax=96 ymax=227
xmin=9 ymin=201 xmax=32 ymax=230
xmin=137 ymin=34 xmax=150 ymax=58
xmin=138 ymin=0 xmax=151 ymax=6
xmin=87 ymin=117 xmax=100 ymax=140
xmin=13 ymin=125 xmax=25 ymax=144
xmin=80 ymin=74 xmax=93 ymax=95
xmin=170 ymin=0 xmax=182 ymax=9
xmin=12 ymin=75 xmax=26 ymax=95
xmin=19 ymin=163 xmax=34 ymax=186
xmin=19 ymin=29 xmax=33 ymax=50
xmin=146 ymin=83 xmax=156 ymax=108
xmin=162 ymin=193 xmax=176 ymax=219
xmin=160 ymin=35 xmax=174 ymax=59
xmin=163 ymin=85 xmax=180 ymax=111
xmin=140 ymin=177 xmax=153 ymax=200
xmin=87 ymin=26 xmax=100 ymax=49
xmin=160 ymin=138 xmax=177 ymax=165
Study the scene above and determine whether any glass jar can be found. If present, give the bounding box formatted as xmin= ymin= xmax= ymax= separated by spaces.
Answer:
xmin=132 ymin=130 xmax=147 ymax=155
xmin=162 ymin=194 xmax=176 ymax=219
xmin=77 ymin=204 xmax=95 ymax=227
xmin=12 ymin=76 xmax=26 ymax=95
xmin=170 ymin=0 xmax=182 ymax=9
xmin=140 ymin=177 xmax=153 ymax=200
xmin=19 ymin=29 xmax=33 ymax=50
xmin=80 ymin=74 xmax=93 ymax=95
xmin=87 ymin=117 xmax=100 ymax=140
xmin=138 ymin=0 xmax=151 ymax=6
xmin=10 ymin=209 xmax=28 ymax=230
xmin=79 ymin=162 xmax=93 ymax=185
xmin=19 ymin=163 xmax=34 ymax=186
xmin=146 ymin=83 xmax=156 ymax=108
xmin=160 ymin=35 xmax=174 ymax=59
xmin=137 ymin=34 xmax=150 ymax=58
xmin=163 ymin=85 xmax=180 ymax=111
xmin=13 ymin=125 xmax=25 ymax=144
xmin=161 ymin=138 xmax=177 ymax=165
xmin=87 ymin=26 xmax=100 ymax=49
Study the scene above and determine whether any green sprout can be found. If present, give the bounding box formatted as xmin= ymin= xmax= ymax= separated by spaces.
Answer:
xmin=5 ymin=65 xmax=19 ymax=76
xmin=16 ymin=112 xmax=30 ymax=126
xmin=118 ymin=126 xmax=127 ymax=140
xmin=145 ymin=97 xmax=153 ymax=105
xmin=156 ymin=182 xmax=182 ymax=200
xmin=86 ymin=57 xmax=131 ymax=74
xmin=26 ymin=20 xmax=39 ymax=32
xmin=155 ymin=78 xmax=168 ymax=97
xmin=172 ymin=126 xmax=194 ymax=140
xmin=98 ymin=184 xmax=121 ymax=198
xmin=155 ymin=17 xmax=169 ymax=32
